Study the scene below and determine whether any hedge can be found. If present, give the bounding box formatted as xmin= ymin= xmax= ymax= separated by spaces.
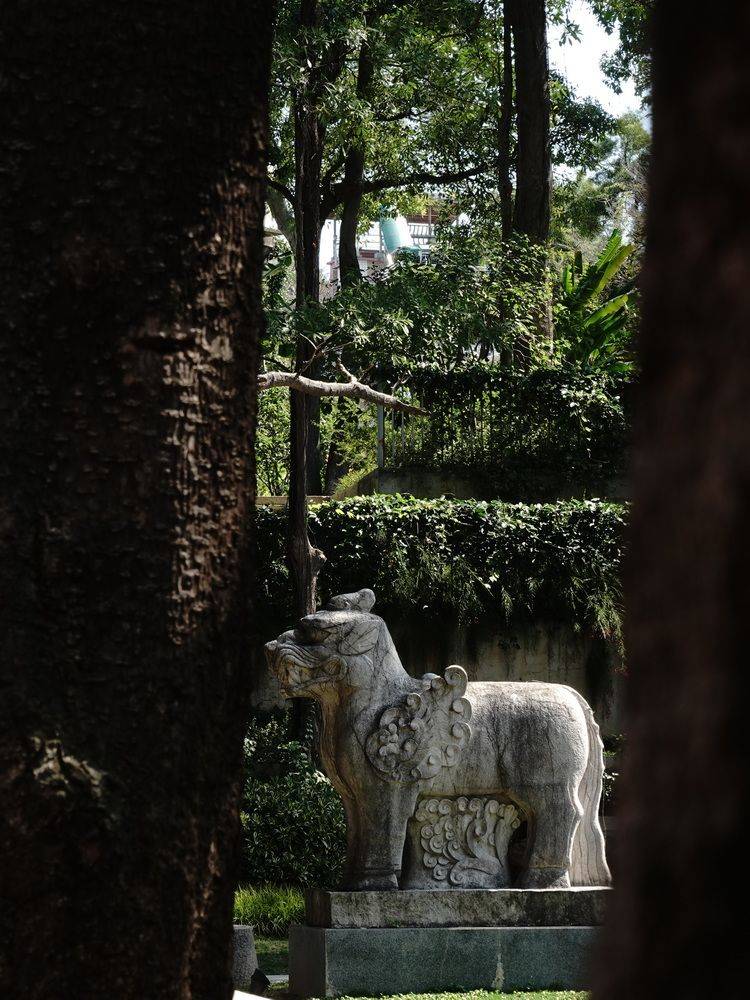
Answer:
xmin=256 ymin=495 xmax=626 ymax=644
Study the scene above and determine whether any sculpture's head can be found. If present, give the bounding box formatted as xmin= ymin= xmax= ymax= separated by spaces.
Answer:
xmin=265 ymin=589 xmax=392 ymax=702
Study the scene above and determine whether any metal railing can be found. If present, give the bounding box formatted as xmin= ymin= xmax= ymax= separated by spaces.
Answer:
xmin=377 ymin=367 xmax=629 ymax=482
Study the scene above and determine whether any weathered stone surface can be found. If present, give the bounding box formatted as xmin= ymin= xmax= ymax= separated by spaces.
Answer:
xmin=404 ymin=796 xmax=521 ymax=888
xmin=251 ymin=616 xmax=625 ymax=739
xmin=289 ymin=924 xmax=600 ymax=996
xmin=232 ymin=925 xmax=258 ymax=992
xmin=266 ymin=590 xmax=611 ymax=891
xmin=306 ymin=887 xmax=610 ymax=928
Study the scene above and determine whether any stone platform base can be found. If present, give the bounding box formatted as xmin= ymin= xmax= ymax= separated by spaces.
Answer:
xmin=289 ymin=924 xmax=600 ymax=996
xmin=290 ymin=889 xmax=609 ymax=996
xmin=306 ymin=886 xmax=609 ymax=929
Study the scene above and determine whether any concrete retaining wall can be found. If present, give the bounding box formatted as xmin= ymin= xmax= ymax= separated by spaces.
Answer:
xmin=251 ymin=614 xmax=624 ymax=736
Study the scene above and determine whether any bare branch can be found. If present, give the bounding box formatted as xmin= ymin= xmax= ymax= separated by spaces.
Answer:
xmin=266 ymin=185 xmax=296 ymax=247
xmin=267 ymin=176 xmax=295 ymax=205
xmin=374 ymin=107 xmax=427 ymax=123
xmin=257 ymin=367 xmax=427 ymax=416
xmin=322 ymin=163 xmax=490 ymax=217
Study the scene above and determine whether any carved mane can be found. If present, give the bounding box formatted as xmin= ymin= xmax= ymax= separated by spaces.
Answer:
xmin=365 ymin=665 xmax=473 ymax=783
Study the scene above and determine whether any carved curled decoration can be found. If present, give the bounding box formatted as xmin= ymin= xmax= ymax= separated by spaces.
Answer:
xmin=416 ymin=796 xmax=520 ymax=887
xmin=365 ymin=665 xmax=472 ymax=783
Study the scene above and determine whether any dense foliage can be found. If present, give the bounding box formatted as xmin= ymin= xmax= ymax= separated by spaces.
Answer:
xmin=268 ymin=227 xmax=551 ymax=370
xmin=257 ymin=364 xmax=630 ymax=499
xmin=552 ymin=112 xmax=649 ymax=262
xmin=256 ymin=496 xmax=626 ymax=645
xmin=257 ymin=218 xmax=637 ymax=494
xmin=267 ymin=1 xmax=619 ymax=228
xmin=382 ymin=363 xmax=630 ymax=492
xmin=588 ymin=0 xmax=653 ymax=98
xmin=268 ymin=220 xmax=636 ymax=373
xmin=554 ymin=230 xmax=636 ymax=374
xmin=240 ymin=718 xmax=346 ymax=888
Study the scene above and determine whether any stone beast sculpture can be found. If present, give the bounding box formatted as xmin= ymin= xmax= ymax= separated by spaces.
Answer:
xmin=265 ymin=589 xmax=611 ymax=891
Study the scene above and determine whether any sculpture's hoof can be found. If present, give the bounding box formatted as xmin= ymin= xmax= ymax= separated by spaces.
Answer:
xmin=348 ymin=873 xmax=399 ymax=891
xmin=519 ymin=867 xmax=571 ymax=889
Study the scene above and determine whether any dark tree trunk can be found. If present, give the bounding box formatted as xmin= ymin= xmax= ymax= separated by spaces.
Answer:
xmin=286 ymin=0 xmax=349 ymax=628
xmin=0 ymin=3 xmax=272 ymax=998
xmin=287 ymin=0 xmax=326 ymax=630
xmin=338 ymin=151 xmax=366 ymax=289
xmin=288 ymin=383 xmax=326 ymax=616
xmin=338 ymin=37 xmax=376 ymax=289
xmin=593 ymin=4 xmax=750 ymax=998
xmin=498 ymin=0 xmax=515 ymax=239
xmin=323 ymin=37 xmax=377 ymax=496
xmin=510 ymin=0 xmax=551 ymax=242
xmin=294 ymin=106 xmax=324 ymax=309
xmin=293 ymin=88 xmax=325 ymax=497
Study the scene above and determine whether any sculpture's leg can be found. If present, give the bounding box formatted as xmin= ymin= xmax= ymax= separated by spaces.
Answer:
xmin=346 ymin=786 xmax=417 ymax=891
xmin=340 ymin=795 xmax=362 ymax=889
xmin=517 ymin=785 xmax=582 ymax=888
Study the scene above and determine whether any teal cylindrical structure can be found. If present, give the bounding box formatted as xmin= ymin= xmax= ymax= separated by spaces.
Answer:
xmin=379 ymin=211 xmax=419 ymax=257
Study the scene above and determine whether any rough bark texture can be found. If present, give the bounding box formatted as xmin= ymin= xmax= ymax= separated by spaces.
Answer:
xmin=593 ymin=4 xmax=750 ymax=997
xmin=0 ymin=3 xmax=272 ymax=998
xmin=510 ymin=0 xmax=551 ymax=242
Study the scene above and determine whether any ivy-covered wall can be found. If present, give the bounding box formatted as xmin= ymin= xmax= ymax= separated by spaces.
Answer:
xmin=257 ymin=495 xmax=626 ymax=636
xmin=253 ymin=496 xmax=627 ymax=727
xmin=253 ymin=495 xmax=627 ymax=732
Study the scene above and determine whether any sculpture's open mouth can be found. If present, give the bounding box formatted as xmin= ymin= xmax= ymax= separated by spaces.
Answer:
xmin=264 ymin=621 xmax=343 ymax=697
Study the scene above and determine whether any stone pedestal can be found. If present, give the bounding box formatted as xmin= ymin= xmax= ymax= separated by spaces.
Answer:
xmin=289 ymin=889 xmax=609 ymax=997
xmin=232 ymin=924 xmax=258 ymax=992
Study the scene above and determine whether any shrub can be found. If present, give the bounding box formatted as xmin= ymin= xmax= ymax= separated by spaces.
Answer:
xmin=233 ymin=885 xmax=304 ymax=936
xmin=240 ymin=719 xmax=347 ymax=889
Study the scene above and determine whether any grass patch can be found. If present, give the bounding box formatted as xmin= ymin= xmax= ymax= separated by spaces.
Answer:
xmin=256 ymin=937 xmax=289 ymax=975
xmin=268 ymin=990 xmax=584 ymax=999
xmin=335 ymin=994 xmax=586 ymax=1000
xmin=233 ymin=885 xmax=304 ymax=937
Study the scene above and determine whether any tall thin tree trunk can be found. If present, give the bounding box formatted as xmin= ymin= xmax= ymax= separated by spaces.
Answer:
xmin=338 ymin=36 xmax=376 ymax=289
xmin=286 ymin=1 xmax=328 ymax=748
xmin=324 ymin=35 xmax=376 ymax=495
xmin=498 ymin=0 xmax=515 ymax=239
xmin=0 ymin=3 xmax=272 ymax=998
xmin=288 ymin=0 xmax=326 ymax=630
xmin=593 ymin=4 xmax=750 ymax=998
xmin=293 ymin=89 xmax=325 ymax=498
xmin=510 ymin=0 xmax=551 ymax=242
xmin=338 ymin=151 xmax=366 ymax=289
